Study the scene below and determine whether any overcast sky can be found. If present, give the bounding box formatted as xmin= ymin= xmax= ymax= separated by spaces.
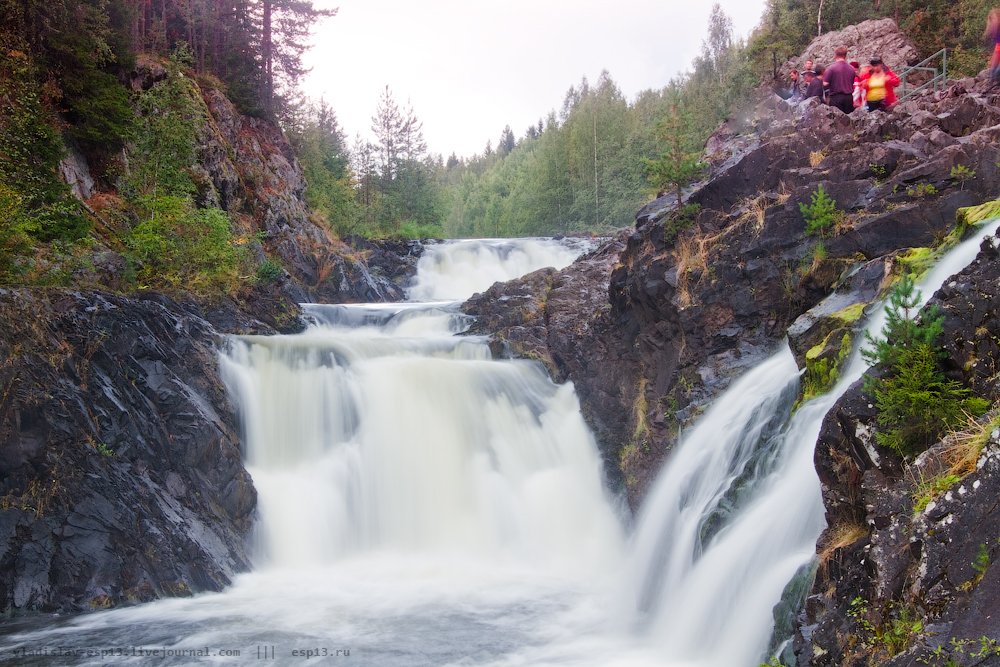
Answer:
xmin=303 ymin=1 xmax=768 ymax=158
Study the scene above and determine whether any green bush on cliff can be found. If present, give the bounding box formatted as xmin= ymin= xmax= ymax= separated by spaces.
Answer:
xmin=799 ymin=185 xmax=840 ymax=238
xmin=120 ymin=60 xmax=204 ymax=200
xmin=864 ymin=276 xmax=988 ymax=458
xmin=125 ymin=196 xmax=246 ymax=295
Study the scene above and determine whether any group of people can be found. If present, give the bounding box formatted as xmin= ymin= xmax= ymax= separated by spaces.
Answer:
xmin=781 ymin=47 xmax=900 ymax=113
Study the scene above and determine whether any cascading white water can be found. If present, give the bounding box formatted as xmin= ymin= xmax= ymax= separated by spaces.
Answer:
xmin=408 ymin=237 xmax=597 ymax=301
xmin=626 ymin=218 xmax=1000 ymax=666
xmin=1 ymin=226 xmax=995 ymax=667
xmin=220 ymin=302 xmax=624 ymax=571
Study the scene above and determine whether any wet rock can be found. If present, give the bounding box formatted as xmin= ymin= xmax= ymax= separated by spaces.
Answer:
xmin=0 ymin=289 xmax=255 ymax=614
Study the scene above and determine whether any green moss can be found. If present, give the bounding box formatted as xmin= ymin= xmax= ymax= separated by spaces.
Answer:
xmin=802 ymin=332 xmax=853 ymax=402
xmin=831 ymin=302 xmax=866 ymax=324
xmin=956 ymin=199 xmax=1000 ymax=227
xmin=805 ymin=335 xmax=830 ymax=361
xmin=895 ymin=247 xmax=935 ymax=278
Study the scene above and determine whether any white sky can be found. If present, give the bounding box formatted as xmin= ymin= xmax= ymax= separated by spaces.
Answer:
xmin=303 ymin=1 xmax=768 ymax=158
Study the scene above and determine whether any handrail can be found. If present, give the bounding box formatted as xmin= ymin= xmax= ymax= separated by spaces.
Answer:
xmin=897 ymin=48 xmax=948 ymax=104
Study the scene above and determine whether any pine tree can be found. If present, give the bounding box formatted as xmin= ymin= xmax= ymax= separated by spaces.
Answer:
xmin=643 ymin=95 xmax=705 ymax=208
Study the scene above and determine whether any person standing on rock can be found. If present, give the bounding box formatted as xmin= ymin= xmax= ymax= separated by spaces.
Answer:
xmin=803 ymin=69 xmax=824 ymax=100
xmin=861 ymin=57 xmax=900 ymax=112
xmin=786 ymin=69 xmax=804 ymax=101
xmin=823 ymin=47 xmax=857 ymax=114
xmin=986 ymin=8 xmax=1000 ymax=83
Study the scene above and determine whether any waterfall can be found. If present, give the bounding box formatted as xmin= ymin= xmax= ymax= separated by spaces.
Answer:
xmin=626 ymin=218 xmax=1000 ymax=666
xmin=1 ymin=226 xmax=995 ymax=666
xmin=408 ymin=237 xmax=597 ymax=301
xmin=219 ymin=300 xmax=624 ymax=572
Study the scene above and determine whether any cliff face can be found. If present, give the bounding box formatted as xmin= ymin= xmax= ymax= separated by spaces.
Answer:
xmin=0 ymin=290 xmax=255 ymax=613
xmin=799 ymin=230 xmax=1000 ymax=666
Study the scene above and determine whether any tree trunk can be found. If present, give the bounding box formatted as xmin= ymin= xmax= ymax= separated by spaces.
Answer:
xmin=262 ymin=0 xmax=273 ymax=115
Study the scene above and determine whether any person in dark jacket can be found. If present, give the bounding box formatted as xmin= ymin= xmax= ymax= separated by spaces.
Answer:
xmin=803 ymin=70 xmax=824 ymax=100
xmin=823 ymin=46 xmax=856 ymax=113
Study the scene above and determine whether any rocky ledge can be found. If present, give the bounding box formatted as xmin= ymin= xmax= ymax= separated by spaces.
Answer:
xmin=0 ymin=290 xmax=257 ymax=615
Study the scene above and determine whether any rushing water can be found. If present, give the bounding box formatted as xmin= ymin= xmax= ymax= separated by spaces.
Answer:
xmin=1 ymin=227 xmax=996 ymax=666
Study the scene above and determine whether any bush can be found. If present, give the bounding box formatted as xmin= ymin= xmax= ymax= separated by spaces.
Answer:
xmin=125 ymin=196 xmax=246 ymax=295
xmin=395 ymin=221 xmax=445 ymax=240
xmin=864 ymin=276 xmax=988 ymax=458
xmin=799 ymin=185 xmax=840 ymax=238
xmin=120 ymin=63 xmax=204 ymax=200
xmin=256 ymin=258 xmax=285 ymax=284
xmin=870 ymin=342 xmax=988 ymax=457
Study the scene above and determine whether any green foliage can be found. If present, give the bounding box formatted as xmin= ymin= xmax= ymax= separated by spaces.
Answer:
xmin=121 ymin=63 xmax=204 ymax=199
xmin=663 ymin=204 xmax=702 ymax=244
xmin=863 ymin=276 xmax=943 ymax=369
xmin=644 ymin=96 xmax=706 ymax=208
xmin=949 ymin=164 xmax=976 ymax=190
xmin=864 ymin=276 xmax=989 ymax=457
xmin=395 ymin=221 xmax=444 ymax=240
xmin=0 ymin=51 xmax=90 ymax=251
xmin=256 ymin=258 xmax=285 ymax=285
xmin=799 ymin=185 xmax=840 ymax=238
xmin=294 ymin=101 xmax=362 ymax=237
xmin=907 ymin=183 xmax=939 ymax=198
xmin=125 ymin=196 xmax=246 ymax=295
xmin=849 ymin=597 xmax=924 ymax=658
xmin=920 ymin=636 xmax=1000 ymax=665
xmin=972 ymin=542 xmax=991 ymax=578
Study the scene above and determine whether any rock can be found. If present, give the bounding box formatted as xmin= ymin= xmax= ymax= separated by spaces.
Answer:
xmin=58 ymin=143 xmax=95 ymax=203
xmin=790 ymin=19 xmax=919 ymax=73
xmin=0 ymin=289 xmax=255 ymax=614
xmin=799 ymin=233 xmax=1000 ymax=665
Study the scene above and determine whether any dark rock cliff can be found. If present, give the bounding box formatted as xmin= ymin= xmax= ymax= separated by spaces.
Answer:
xmin=0 ymin=290 xmax=256 ymax=614
xmin=798 ymin=230 xmax=1000 ymax=667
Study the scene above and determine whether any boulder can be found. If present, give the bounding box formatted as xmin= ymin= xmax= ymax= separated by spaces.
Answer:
xmin=790 ymin=18 xmax=919 ymax=73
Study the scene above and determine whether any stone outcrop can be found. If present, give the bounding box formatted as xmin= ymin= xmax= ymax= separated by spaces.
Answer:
xmin=0 ymin=290 xmax=256 ymax=614
xmin=798 ymin=231 xmax=1000 ymax=667
xmin=468 ymin=70 xmax=1000 ymax=509
xmin=790 ymin=18 xmax=920 ymax=73
xmin=195 ymin=85 xmax=405 ymax=306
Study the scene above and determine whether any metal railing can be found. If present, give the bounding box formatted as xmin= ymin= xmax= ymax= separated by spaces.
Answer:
xmin=897 ymin=48 xmax=948 ymax=104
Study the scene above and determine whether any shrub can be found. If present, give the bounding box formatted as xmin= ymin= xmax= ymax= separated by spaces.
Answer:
xmin=256 ymin=258 xmax=285 ymax=284
xmin=799 ymin=185 xmax=840 ymax=238
xmin=864 ymin=277 xmax=989 ymax=458
xmin=125 ymin=196 xmax=246 ymax=296
xmin=120 ymin=62 xmax=203 ymax=200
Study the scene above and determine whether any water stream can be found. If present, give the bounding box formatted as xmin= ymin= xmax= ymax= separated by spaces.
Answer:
xmin=1 ymin=226 xmax=996 ymax=666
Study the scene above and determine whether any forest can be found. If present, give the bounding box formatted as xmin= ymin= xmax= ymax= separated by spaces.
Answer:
xmin=283 ymin=0 xmax=1000 ymax=239
xmin=1 ymin=0 xmax=998 ymax=285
